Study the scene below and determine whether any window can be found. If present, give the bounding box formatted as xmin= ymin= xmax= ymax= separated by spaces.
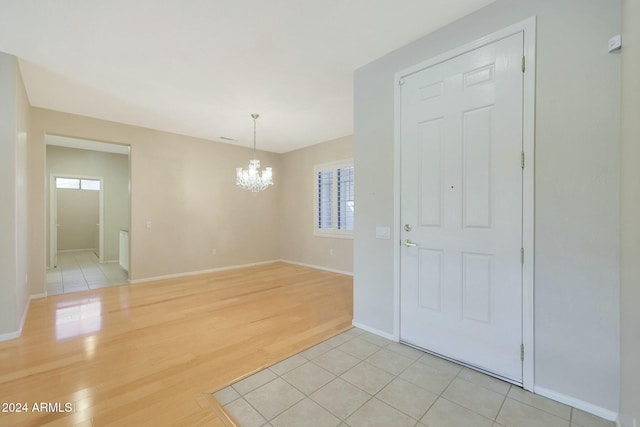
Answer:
xmin=314 ymin=160 xmax=354 ymax=237
xmin=55 ymin=177 xmax=101 ymax=191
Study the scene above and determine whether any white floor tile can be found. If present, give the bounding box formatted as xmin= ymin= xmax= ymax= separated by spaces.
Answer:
xmin=496 ymin=398 xmax=570 ymax=427
xmin=271 ymin=398 xmax=340 ymax=427
xmin=421 ymin=397 xmax=494 ymax=427
xmin=310 ymin=378 xmax=371 ymax=420
xmin=219 ymin=328 xmax=610 ymax=427
xmin=442 ymin=378 xmax=505 ymax=419
xmin=281 ymin=362 xmax=335 ymax=395
xmin=346 ymin=398 xmax=416 ymax=427
xmin=244 ymin=378 xmax=304 ymax=421
xmin=51 ymin=250 xmax=127 ymax=295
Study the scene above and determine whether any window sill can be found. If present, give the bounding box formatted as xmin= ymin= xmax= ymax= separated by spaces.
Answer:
xmin=313 ymin=231 xmax=354 ymax=240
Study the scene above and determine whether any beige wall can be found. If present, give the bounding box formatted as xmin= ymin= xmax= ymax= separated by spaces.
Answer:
xmin=354 ymin=0 xmax=620 ymax=415
xmin=0 ymin=52 xmax=18 ymax=335
xmin=31 ymin=108 xmax=281 ymax=281
xmin=280 ymin=135 xmax=353 ymax=273
xmin=16 ymin=61 xmax=32 ymax=323
xmin=56 ymin=189 xmax=99 ymax=251
xmin=46 ymin=145 xmax=130 ymax=263
xmin=620 ymin=1 xmax=640 ymax=425
xmin=0 ymin=52 xmax=35 ymax=336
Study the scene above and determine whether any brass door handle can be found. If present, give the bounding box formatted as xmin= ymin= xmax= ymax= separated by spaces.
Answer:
xmin=403 ymin=239 xmax=418 ymax=247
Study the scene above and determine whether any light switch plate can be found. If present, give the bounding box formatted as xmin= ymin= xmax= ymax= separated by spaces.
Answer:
xmin=608 ymin=34 xmax=621 ymax=52
xmin=375 ymin=226 xmax=391 ymax=240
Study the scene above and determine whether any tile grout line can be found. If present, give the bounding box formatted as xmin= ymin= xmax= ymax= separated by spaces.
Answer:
xmin=220 ymin=328 xmax=614 ymax=427
xmin=226 ymin=329 xmax=584 ymax=427
xmin=494 ymin=384 xmax=512 ymax=423
xmin=509 ymin=389 xmax=575 ymax=423
xmin=305 ymin=335 xmax=374 ymax=424
xmin=322 ymin=336 xmax=436 ymax=425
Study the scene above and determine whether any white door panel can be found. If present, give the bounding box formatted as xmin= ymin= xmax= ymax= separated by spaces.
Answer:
xmin=400 ymin=32 xmax=524 ymax=382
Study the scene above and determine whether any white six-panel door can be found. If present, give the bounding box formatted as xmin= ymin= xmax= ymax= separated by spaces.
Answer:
xmin=400 ymin=32 xmax=524 ymax=382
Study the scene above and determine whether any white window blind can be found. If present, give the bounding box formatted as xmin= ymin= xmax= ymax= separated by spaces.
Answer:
xmin=337 ymin=166 xmax=354 ymax=231
xmin=317 ymin=170 xmax=333 ymax=229
xmin=314 ymin=160 xmax=354 ymax=237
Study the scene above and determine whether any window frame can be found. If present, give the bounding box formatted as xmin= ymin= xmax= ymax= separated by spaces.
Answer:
xmin=313 ymin=159 xmax=354 ymax=239
xmin=55 ymin=177 xmax=101 ymax=191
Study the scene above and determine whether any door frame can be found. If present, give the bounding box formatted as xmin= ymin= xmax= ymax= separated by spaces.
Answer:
xmin=49 ymin=173 xmax=105 ymax=267
xmin=392 ymin=16 xmax=536 ymax=390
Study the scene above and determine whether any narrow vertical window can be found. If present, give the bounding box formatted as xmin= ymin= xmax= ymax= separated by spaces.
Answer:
xmin=337 ymin=166 xmax=354 ymax=231
xmin=314 ymin=160 xmax=354 ymax=237
xmin=317 ymin=170 xmax=333 ymax=229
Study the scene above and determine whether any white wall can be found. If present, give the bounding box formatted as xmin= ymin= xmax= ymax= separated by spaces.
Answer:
xmin=16 ymin=61 xmax=32 ymax=325
xmin=354 ymin=0 xmax=620 ymax=415
xmin=0 ymin=52 xmax=33 ymax=336
xmin=56 ymin=188 xmax=100 ymax=251
xmin=620 ymin=1 xmax=640 ymax=425
xmin=0 ymin=52 xmax=18 ymax=336
xmin=280 ymin=135 xmax=353 ymax=274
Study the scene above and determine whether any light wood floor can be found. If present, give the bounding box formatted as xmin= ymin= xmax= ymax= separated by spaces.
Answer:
xmin=0 ymin=262 xmax=353 ymax=426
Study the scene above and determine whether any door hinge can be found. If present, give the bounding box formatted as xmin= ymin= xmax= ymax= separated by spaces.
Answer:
xmin=520 ymin=344 xmax=525 ymax=361
xmin=520 ymin=248 xmax=524 ymax=265
xmin=521 ymin=152 xmax=525 ymax=169
xmin=521 ymin=55 xmax=525 ymax=73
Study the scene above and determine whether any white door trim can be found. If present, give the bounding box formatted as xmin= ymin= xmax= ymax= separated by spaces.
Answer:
xmin=392 ymin=16 xmax=536 ymax=391
xmin=49 ymin=173 xmax=105 ymax=267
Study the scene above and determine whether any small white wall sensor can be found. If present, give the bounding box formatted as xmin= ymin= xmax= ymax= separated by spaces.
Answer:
xmin=608 ymin=34 xmax=622 ymax=52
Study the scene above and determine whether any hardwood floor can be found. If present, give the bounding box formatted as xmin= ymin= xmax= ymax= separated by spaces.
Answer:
xmin=0 ymin=262 xmax=353 ymax=426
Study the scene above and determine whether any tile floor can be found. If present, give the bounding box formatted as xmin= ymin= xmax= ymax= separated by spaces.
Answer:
xmin=46 ymin=250 xmax=129 ymax=295
xmin=215 ymin=328 xmax=615 ymax=427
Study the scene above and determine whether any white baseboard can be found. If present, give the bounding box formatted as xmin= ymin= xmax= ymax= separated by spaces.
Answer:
xmin=57 ymin=248 xmax=96 ymax=253
xmin=129 ymin=260 xmax=280 ymax=284
xmin=534 ymin=386 xmax=618 ymax=421
xmin=0 ymin=292 xmax=47 ymax=342
xmin=0 ymin=330 xmax=20 ymax=342
xmin=351 ymin=321 xmax=397 ymax=341
xmin=279 ymin=259 xmax=353 ymax=276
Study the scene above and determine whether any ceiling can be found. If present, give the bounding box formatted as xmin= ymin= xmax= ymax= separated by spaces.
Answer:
xmin=0 ymin=0 xmax=493 ymax=153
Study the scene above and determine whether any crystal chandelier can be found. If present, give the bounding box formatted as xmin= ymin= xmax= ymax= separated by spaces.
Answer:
xmin=236 ymin=113 xmax=273 ymax=192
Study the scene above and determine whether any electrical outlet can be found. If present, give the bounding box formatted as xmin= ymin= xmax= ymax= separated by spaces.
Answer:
xmin=211 ymin=249 xmax=217 ymax=255
xmin=329 ymin=249 xmax=334 ymax=256
xmin=146 ymin=221 xmax=152 ymax=229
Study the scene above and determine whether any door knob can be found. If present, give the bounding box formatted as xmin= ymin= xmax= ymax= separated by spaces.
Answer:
xmin=403 ymin=239 xmax=418 ymax=247
xmin=404 ymin=224 xmax=412 ymax=232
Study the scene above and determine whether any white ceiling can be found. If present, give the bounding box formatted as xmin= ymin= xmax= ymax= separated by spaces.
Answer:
xmin=0 ymin=0 xmax=493 ymax=153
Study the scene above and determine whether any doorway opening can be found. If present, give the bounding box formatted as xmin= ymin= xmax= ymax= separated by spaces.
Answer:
xmin=45 ymin=135 xmax=131 ymax=295
xmin=50 ymin=174 xmax=103 ymax=268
